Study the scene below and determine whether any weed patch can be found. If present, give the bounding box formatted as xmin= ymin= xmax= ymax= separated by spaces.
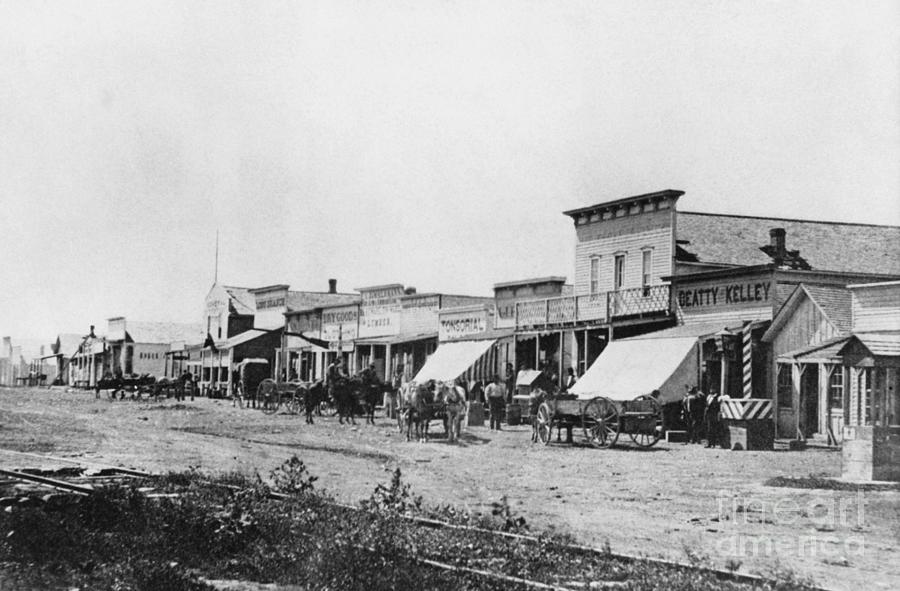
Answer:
xmin=0 ymin=462 xmax=822 ymax=591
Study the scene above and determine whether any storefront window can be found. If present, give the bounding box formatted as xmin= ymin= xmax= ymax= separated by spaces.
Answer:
xmin=828 ymin=366 xmax=843 ymax=410
xmin=777 ymin=363 xmax=792 ymax=407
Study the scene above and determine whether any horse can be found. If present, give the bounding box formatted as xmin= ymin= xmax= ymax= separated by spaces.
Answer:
xmin=397 ymin=382 xmax=417 ymax=436
xmin=682 ymin=388 xmax=706 ymax=444
xmin=330 ymin=376 xmax=378 ymax=425
xmin=402 ymin=381 xmax=439 ymax=442
xmin=437 ymin=381 xmax=467 ymax=443
xmin=301 ymin=380 xmax=327 ymax=424
xmin=152 ymin=377 xmax=183 ymax=402
xmin=357 ymin=380 xmax=390 ymax=425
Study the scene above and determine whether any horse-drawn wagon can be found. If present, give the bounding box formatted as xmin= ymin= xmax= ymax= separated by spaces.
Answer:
xmin=533 ymin=393 xmax=662 ymax=448
xmin=234 ymin=358 xmax=302 ymax=414
xmin=96 ymin=374 xmax=158 ymax=401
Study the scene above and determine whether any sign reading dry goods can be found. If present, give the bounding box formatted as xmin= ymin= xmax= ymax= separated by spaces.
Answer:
xmin=676 ymin=280 xmax=772 ymax=309
xmin=321 ymin=306 xmax=359 ymax=349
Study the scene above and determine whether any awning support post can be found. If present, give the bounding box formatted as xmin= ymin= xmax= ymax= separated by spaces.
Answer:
xmin=558 ymin=329 xmax=564 ymax=389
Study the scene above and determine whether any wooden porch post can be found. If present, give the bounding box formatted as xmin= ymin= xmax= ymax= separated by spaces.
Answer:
xmin=558 ymin=330 xmax=564 ymax=389
xmin=792 ymin=363 xmax=805 ymax=439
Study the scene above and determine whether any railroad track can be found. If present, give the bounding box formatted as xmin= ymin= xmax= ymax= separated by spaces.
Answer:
xmin=0 ymin=449 xmax=158 ymax=500
xmin=0 ymin=448 xmax=826 ymax=591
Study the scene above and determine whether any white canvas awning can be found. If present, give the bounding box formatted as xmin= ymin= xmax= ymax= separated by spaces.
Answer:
xmin=413 ymin=339 xmax=496 ymax=384
xmin=569 ymin=336 xmax=698 ymax=404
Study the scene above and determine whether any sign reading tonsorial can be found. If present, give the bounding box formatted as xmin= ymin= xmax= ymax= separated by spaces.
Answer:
xmin=439 ymin=306 xmax=492 ymax=341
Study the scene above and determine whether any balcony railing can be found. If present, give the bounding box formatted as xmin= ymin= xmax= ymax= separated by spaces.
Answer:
xmin=512 ymin=285 xmax=671 ymax=330
xmin=608 ymin=285 xmax=671 ymax=319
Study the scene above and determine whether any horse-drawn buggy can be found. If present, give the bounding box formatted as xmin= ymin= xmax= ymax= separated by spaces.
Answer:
xmin=533 ymin=393 xmax=662 ymax=448
xmin=256 ymin=378 xmax=306 ymax=415
xmin=152 ymin=374 xmax=196 ymax=401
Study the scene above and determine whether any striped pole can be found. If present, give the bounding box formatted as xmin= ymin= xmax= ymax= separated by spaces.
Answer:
xmin=742 ymin=321 xmax=753 ymax=398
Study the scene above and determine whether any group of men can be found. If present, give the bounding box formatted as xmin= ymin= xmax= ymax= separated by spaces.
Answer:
xmin=681 ymin=385 xmax=723 ymax=448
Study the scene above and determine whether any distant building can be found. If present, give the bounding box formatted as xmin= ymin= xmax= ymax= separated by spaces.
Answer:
xmin=70 ymin=326 xmax=107 ymax=388
xmin=284 ymin=285 xmax=492 ymax=384
xmin=49 ymin=333 xmax=83 ymax=385
xmin=104 ymin=317 xmax=205 ymax=378
xmin=200 ymin=279 xmax=359 ymax=397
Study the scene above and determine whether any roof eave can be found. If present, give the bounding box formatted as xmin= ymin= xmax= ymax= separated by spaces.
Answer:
xmin=562 ymin=189 xmax=684 ymax=219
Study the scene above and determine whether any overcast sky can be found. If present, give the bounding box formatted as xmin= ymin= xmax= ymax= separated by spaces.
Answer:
xmin=1 ymin=0 xmax=898 ymax=342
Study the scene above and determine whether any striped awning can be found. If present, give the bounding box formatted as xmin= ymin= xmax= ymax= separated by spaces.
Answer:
xmin=413 ymin=339 xmax=496 ymax=384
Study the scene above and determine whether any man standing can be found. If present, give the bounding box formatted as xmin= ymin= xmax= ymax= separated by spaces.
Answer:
xmin=682 ymin=385 xmax=705 ymax=444
xmin=504 ymin=362 xmax=516 ymax=404
xmin=390 ymin=363 xmax=405 ymax=419
xmin=705 ymin=390 xmax=722 ymax=448
xmin=485 ymin=374 xmax=507 ymax=431
xmin=326 ymin=357 xmax=346 ymax=400
xmin=563 ymin=367 xmax=577 ymax=391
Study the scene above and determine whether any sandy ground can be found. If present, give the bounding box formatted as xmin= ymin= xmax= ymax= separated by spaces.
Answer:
xmin=0 ymin=386 xmax=897 ymax=590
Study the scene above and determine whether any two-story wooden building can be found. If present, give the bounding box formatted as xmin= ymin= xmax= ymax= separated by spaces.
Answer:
xmin=515 ymin=189 xmax=900 ymax=413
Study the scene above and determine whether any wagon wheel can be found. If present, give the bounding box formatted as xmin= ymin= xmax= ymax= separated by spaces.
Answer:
xmin=285 ymin=388 xmax=302 ymax=415
xmin=258 ymin=379 xmax=281 ymax=414
xmin=582 ymin=396 xmax=620 ymax=449
xmin=628 ymin=395 xmax=662 ymax=448
xmin=535 ymin=402 xmax=553 ymax=445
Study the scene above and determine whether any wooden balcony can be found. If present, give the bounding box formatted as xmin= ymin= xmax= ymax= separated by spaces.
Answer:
xmin=513 ymin=285 xmax=671 ymax=330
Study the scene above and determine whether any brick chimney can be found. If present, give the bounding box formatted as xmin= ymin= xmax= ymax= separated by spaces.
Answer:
xmin=328 ymin=279 xmax=337 ymax=294
xmin=89 ymin=325 xmax=96 ymax=338
xmin=769 ymin=228 xmax=786 ymax=266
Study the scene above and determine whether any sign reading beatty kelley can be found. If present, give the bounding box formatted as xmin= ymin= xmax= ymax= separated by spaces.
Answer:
xmin=676 ymin=280 xmax=772 ymax=309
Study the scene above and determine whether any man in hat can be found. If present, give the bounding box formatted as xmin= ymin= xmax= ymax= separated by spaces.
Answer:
xmin=682 ymin=385 xmax=706 ymax=444
xmin=485 ymin=374 xmax=507 ymax=431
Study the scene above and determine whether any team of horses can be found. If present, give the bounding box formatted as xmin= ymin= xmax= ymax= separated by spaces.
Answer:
xmin=397 ymin=380 xmax=468 ymax=443
xmin=297 ymin=376 xmax=470 ymax=443
xmin=94 ymin=373 xmax=190 ymax=401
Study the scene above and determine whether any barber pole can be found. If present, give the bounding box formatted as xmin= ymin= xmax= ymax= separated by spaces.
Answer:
xmin=742 ymin=321 xmax=753 ymax=398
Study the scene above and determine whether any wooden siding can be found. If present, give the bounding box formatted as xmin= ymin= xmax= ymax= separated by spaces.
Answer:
xmin=852 ymin=285 xmax=900 ymax=332
xmin=131 ymin=343 xmax=170 ymax=377
xmin=574 ymin=227 xmax=672 ymax=296
xmin=399 ymin=306 xmax=439 ymax=335
xmin=575 ymin=207 xmax=672 ymax=242
xmin=772 ymin=296 xmax=842 ymax=357
xmin=678 ymin=306 xmax=771 ymax=326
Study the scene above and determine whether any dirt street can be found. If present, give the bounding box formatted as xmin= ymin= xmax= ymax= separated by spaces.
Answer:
xmin=1 ymin=387 xmax=897 ymax=590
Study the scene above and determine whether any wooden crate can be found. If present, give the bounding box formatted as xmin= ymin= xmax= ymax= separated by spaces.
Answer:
xmin=723 ymin=419 xmax=775 ymax=451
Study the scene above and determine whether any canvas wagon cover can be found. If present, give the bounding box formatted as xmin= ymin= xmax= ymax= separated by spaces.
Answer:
xmin=569 ymin=336 xmax=698 ymax=404
xmin=515 ymin=370 xmax=544 ymax=387
xmin=413 ymin=339 xmax=495 ymax=383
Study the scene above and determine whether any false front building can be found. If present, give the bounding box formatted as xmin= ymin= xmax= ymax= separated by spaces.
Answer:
xmin=514 ymin=189 xmax=900 ymax=444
